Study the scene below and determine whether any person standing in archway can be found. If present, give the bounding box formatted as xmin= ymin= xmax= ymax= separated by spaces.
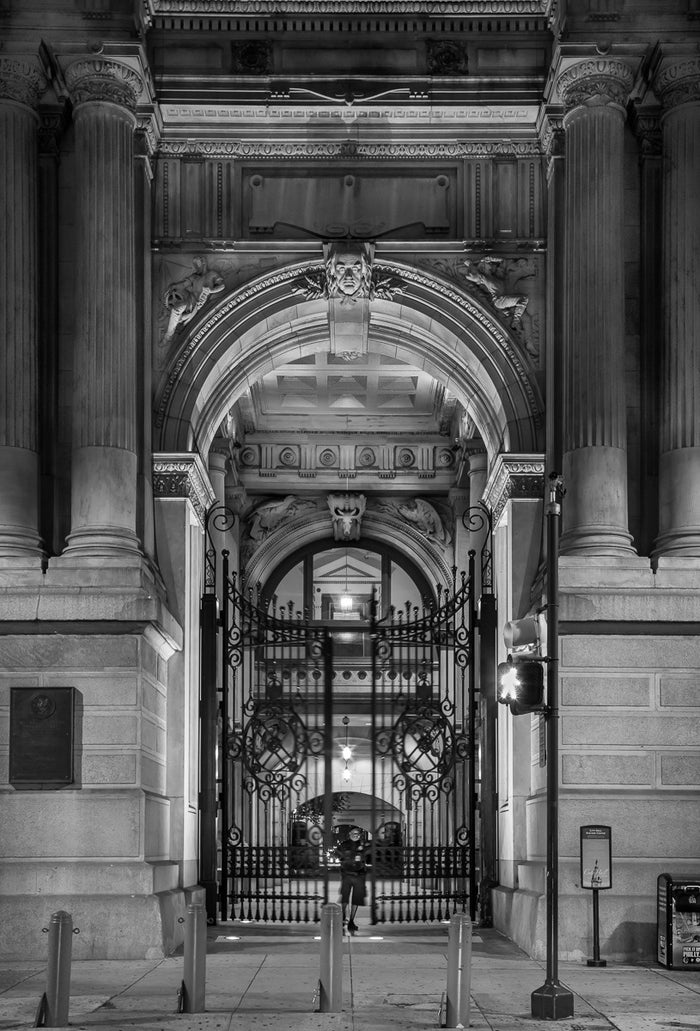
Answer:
xmin=336 ymin=827 xmax=369 ymax=934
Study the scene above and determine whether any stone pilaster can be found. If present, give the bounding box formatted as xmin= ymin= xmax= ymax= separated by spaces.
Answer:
xmin=653 ymin=57 xmax=700 ymax=558
xmin=61 ymin=58 xmax=145 ymax=561
xmin=0 ymin=58 xmax=47 ymax=564
xmin=557 ymin=59 xmax=636 ymax=556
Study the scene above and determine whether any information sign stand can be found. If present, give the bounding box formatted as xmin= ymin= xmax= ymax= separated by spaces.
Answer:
xmin=580 ymin=825 xmax=612 ymax=968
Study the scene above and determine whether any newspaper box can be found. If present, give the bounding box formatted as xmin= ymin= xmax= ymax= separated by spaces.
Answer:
xmin=657 ymin=873 xmax=700 ymax=969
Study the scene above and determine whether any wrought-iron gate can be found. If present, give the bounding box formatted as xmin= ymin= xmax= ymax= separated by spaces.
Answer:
xmin=200 ymin=504 xmax=494 ymax=926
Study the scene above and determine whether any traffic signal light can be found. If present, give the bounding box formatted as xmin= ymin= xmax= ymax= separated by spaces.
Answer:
xmin=497 ymin=657 xmax=545 ymax=715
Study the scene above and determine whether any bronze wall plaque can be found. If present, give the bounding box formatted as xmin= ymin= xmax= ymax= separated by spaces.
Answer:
xmin=9 ymin=687 xmax=75 ymax=786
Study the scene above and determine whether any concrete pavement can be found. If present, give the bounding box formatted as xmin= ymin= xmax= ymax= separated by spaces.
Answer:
xmin=1 ymin=922 xmax=699 ymax=1031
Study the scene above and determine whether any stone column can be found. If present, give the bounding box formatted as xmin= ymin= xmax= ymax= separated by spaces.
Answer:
xmin=557 ymin=59 xmax=636 ymax=556
xmin=653 ymin=57 xmax=700 ymax=558
xmin=61 ymin=58 xmax=144 ymax=562
xmin=540 ymin=111 xmax=566 ymax=482
xmin=0 ymin=58 xmax=46 ymax=564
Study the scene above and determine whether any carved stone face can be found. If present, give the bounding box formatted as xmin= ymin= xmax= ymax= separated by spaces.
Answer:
xmin=327 ymin=250 xmax=371 ymax=302
xmin=334 ymin=258 xmax=364 ymax=296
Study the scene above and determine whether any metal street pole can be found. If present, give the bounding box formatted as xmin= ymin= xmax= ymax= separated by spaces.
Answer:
xmin=531 ymin=473 xmax=574 ymax=1019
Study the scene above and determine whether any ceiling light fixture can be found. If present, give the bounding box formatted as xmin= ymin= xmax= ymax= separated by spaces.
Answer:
xmin=341 ymin=715 xmax=352 ymax=782
xmin=339 ymin=547 xmax=353 ymax=611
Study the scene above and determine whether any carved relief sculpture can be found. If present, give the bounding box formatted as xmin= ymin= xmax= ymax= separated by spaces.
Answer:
xmin=327 ymin=493 xmax=367 ymax=541
xmin=248 ymin=495 xmax=314 ymax=541
xmin=163 ymin=257 xmax=225 ymax=341
xmin=461 ymin=257 xmax=529 ymax=326
xmin=378 ymin=498 xmax=451 ymax=548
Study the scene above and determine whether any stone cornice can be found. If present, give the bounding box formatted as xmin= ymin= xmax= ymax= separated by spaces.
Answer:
xmin=0 ymin=57 xmax=47 ymax=110
xmin=64 ymin=58 xmax=145 ymax=112
xmin=153 ymin=452 xmax=216 ymax=526
xmin=147 ymin=1 xmax=547 ymax=15
xmin=654 ymin=57 xmax=700 ymax=111
xmin=158 ymin=137 xmax=542 ymax=160
xmin=557 ymin=59 xmax=634 ymax=113
xmin=482 ymin=453 xmax=544 ymax=526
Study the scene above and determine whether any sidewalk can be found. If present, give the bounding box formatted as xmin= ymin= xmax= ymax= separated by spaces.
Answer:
xmin=1 ymin=922 xmax=699 ymax=1031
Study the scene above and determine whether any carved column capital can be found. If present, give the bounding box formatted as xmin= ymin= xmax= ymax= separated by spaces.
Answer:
xmin=557 ymin=58 xmax=634 ymax=114
xmin=65 ymin=57 xmax=144 ymax=113
xmin=654 ymin=57 xmax=700 ymax=111
xmin=0 ymin=57 xmax=47 ymax=110
xmin=630 ymin=107 xmax=662 ymax=158
xmin=539 ymin=108 xmax=565 ymax=169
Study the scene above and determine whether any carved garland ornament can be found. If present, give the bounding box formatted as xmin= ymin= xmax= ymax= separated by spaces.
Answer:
xmin=157 ymin=140 xmax=541 ymax=160
xmin=557 ymin=59 xmax=633 ymax=111
xmin=654 ymin=57 xmax=700 ymax=110
xmin=64 ymin=58 xmax=144 ymax=111
xmin=0 ymin=58 xmax=47 ymax=108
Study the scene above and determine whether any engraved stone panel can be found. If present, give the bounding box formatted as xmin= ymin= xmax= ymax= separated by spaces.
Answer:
xmin=83 ymin=715 xmax=138 ymax=746
xmin=0 ymin=793 xmax=141 ymax=858
xmin=562 ymin=753 xmax=652 ymax=786
xmin=82 ymin=754 xmax=138 ymax=785
xmin=561 ymin=635 xmax=700 ymax=669
xmin=561 ymin=675 xmax=652 ymax=707
xmin=559 ymin=799 xmax=700 ymax=858
xmin=660 ymin=755 xmax=700 ymax=786
xmin=562 ymin=715 xmax=700 ymax=748
xmin=659 ymin=676 xmax=700 ymax=707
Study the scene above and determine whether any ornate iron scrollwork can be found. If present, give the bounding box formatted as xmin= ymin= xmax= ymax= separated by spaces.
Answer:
xmin=462 ymin=501 xmax=494 ymax=592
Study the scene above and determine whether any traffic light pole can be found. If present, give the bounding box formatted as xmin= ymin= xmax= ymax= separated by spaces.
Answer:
xmin=531 ymin=474 xmax=574 ymax=1020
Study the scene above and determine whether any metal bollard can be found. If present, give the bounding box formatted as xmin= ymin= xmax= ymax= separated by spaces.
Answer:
xmin=182 ymin=902 xmax=207 ymax=1013
xmin=44 ymin=911 xmax=74 ymax=1027
xmin=445 ymin=912 xmax=472 ymax=1029
xmin=318 ymin=902 xmax=343 ymax=1013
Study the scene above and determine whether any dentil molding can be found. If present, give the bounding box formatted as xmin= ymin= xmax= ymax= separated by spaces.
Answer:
xmin=147 ymin=1 xmax=547 ymax=15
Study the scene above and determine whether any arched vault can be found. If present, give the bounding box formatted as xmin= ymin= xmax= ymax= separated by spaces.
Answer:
xmin=154 ymin=259 xmax=544 ymax=461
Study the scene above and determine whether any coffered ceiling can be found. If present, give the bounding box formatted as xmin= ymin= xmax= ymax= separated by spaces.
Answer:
xmin=237 ymin=349 xmax=452 ymax=435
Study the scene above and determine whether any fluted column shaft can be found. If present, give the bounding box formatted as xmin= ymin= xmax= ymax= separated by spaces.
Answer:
xmin=63 ymin=59 xmax=143 ymax=559
xmin=0 ymin=59 xmax=46 ymax=563
xmin=654 ymin=58 xmax=700 ymax=557
xmin=558 ymin=59 xmax=636 ymax=556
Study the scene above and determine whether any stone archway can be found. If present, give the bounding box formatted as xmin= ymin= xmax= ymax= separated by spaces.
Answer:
xmin=243 ymin=507 xmax=455 ymax=597
xmin=154 ymin=257 xmax=543 ymax=462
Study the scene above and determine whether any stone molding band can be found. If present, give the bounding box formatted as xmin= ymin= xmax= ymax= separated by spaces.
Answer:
xmin=557 ymin=59 xmax=634 ymax=112
xmin=64 ymin=58 xmax=145 ymax=112
xmin=0 ymin=57 xmax=47 ymax=109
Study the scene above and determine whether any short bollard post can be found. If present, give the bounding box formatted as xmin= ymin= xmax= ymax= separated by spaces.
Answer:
xmin=45 ymin=910 xmax=74 ymax=1027
xmin=446 ymin=912 xmax=472 ymax=1029
xmin=182 ymin=902 xmax=207 ymax=1013
xmin=319 ymin=902 xmax=343 ymax=1013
